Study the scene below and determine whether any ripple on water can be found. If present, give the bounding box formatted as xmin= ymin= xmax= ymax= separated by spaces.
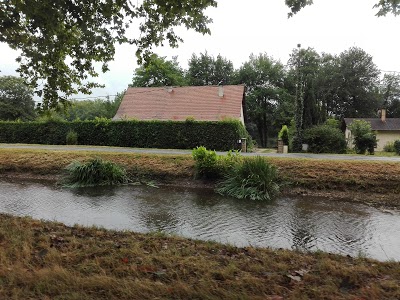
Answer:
xmin=0 ymin=179 xmax=399 ymax=261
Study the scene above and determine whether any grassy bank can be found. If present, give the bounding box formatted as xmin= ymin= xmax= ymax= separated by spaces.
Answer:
xmin=1 ymin=148 xmax=400 ymax=207
xmin=0 ymin=213 xmax=399 ymax=299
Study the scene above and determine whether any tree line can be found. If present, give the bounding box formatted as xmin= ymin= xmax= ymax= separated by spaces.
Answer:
xmin=2 ymin=46 xmax=400 ymax=148
xmin=0 ymin=75 xmax=123 ymax=123
xmin=130 ymin=47 xmax=400 ymax=147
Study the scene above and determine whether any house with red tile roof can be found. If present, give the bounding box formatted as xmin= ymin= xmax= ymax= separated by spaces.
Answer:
xmin=343 ymin=109 xmax=400 ymax=151
xmin=113 ymin=85 xmax=246 ymax=125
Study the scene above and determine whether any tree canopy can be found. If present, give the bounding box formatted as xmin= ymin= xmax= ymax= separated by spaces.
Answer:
xmin=0 ymin=75 xmax=36 ymax=121
xmin=237 ymin=53 xmax=286 ymax=147
xmin=0 ymin=0 xmax=217 ymax=109
xmin=380 ymin=73 xmax=400 ymax=117
xmin=131 ymin=54 xmax=186 ymax=87
xmin=187 ymin=52 xmax=235 ymax=86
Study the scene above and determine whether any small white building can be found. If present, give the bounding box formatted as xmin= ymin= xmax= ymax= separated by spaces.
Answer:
xmin=343 ymin=109 xmax=400 ymax=151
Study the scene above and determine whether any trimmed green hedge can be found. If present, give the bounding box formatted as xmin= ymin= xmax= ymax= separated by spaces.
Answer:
xmin=0 ymin=119 xmax=249 ymax=151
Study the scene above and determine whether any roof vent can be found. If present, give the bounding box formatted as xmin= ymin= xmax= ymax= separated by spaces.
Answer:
xmin=166 ymin=87 xmax=173 ymax=93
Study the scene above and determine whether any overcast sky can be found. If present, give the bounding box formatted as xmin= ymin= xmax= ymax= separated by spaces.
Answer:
xmin=1 ymin=0 xmax=399 ymax=101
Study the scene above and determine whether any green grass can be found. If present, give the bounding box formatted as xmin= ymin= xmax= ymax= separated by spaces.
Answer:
xmin=216 ymin=156 xmax=280 ymax=201
xmin=1 ymin=213 xmax=399 ymax=299
xmin=63 ymin=157 xmax=130 ymax=187
xmin=373 ymin=151 xmax=398 ymax=157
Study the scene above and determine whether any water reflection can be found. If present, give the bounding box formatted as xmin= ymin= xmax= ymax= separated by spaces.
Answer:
xmin=71 ymin=186 xmax=118 ymax=198
xmin=0 ymin=179 xmax=399 ymax=261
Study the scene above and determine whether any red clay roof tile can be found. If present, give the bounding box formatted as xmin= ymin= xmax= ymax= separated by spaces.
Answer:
xmin=113 ymin=85 xmax=245 ymax=122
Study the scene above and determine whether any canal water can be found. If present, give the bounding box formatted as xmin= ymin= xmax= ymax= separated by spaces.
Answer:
xmin=1 ymin=179 xmax=399 ymax=261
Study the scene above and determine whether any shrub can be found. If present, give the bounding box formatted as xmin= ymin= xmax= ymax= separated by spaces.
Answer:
xmin=278 ymin=125 xmax=289 ymax=145
xmin=394 ymin=140 xmax=400 ymax=155
xmin=303 ymin=125 xmax=346 ymax=154
xmin=383 ymin=141 xmax=396 ymax=152
xmin=216 ymin=156 xmax=280 ymax=201
xmin=356 ymin=133 xmax=377 ymax=155
xmin=291 ymin=133 xmax=303 ymax=153
xmin=325 ymin=118 xmax=340 ymax=129
xmin=63 ymin=158 xmax=130 ymax=187
xmin=66 ymin=130 xmax=78 ymax=145
xmin=192 ymin=147 xmax=242 ymax=179
xmin=219 ymin=149 xmax=243 ymax=175
xmin=192 ymin=146 xmax=221 ymax=179
xmin=348 ymin=120 xmax=377 ymax=155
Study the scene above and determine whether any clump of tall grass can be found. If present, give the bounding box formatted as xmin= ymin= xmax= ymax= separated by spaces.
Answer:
xmin=63 ymin=158 xmax=130 ymax=187
xmin=383 ymin=141 xmax=396 ymax=152
xmin=216 ymin=156 xmax=280 ymax=201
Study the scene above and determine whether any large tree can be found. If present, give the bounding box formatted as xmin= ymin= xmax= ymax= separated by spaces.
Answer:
xmin=287 ymin=47 xmax=325 ymax=129
xmin=187 ymin=52 xmax=235 ymax=86
xmin=0 ymin=75 xmax=36 ymax=120
xmin=380 ymin=73 xmax=400 ymax=117
xmin=0 ymin=0 xmax=217 ymax=109
xmin=287 ymin=46 xmax=326 ymax=151
xmin=332 ymin=47 xmax=381 ymax=118
xmin=288 ymin=47 xmax=381 ymax=121
xmin=131 ymin=54 xmax=186 ymax=87
xmin=285 ymin=0 xmax=400 ymax=16
xmin=237 ymin=53 xmax=287 ymax=147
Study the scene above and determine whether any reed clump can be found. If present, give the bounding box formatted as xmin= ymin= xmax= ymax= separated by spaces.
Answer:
xmin=216 ymin=156 xmax=280 ymax=201
xmin=63 ymin=157 xmax=130 ymax=187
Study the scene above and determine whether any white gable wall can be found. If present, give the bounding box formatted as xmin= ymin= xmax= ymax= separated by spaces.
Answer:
xmin=376 ymin=131 xmax=400 ymax=151
xmin=346 ymin=128 xmax=400 ymax=151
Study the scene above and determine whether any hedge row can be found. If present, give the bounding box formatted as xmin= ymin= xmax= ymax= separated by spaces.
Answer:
xmin=0 ymin=120 xmax=249 ymax=151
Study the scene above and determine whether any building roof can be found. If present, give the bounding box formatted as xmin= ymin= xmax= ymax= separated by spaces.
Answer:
xmin=343 ymin=118 xmax=400 ymax=131
xmin=113 ymin=85 xmax=245 ymax=122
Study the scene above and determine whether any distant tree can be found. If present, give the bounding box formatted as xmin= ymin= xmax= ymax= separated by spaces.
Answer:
xmin=237 ymin=53 xmax=286 ymax=147
xmin=334 ymin=47 xmax=381 ymax=118
xmin=131 ymin=55 xmax=187 ymax=87
xmin=380 ymin=73 xmax=400 ymax=117
xmin=287 ymin=47 xmax=325 ymax=129
xmin=187 ymin=52 xmax=235 ymax=86
xmin=0 ymin=0 xmax=217 ymax=109
xmin=0 ymin=75 xmax=35 ymax=120
xmin=315 ymin=53 xmax=341 ymax=118
xmin=61 ymin=99 xmax=112 ymax=121
xmin=41 ymin=91 xmax=125 ymax=121
xmin=111 ymin=91 xmax=125 ymax=115
xmin=297 ymin=47 xmax=380 ymax=119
